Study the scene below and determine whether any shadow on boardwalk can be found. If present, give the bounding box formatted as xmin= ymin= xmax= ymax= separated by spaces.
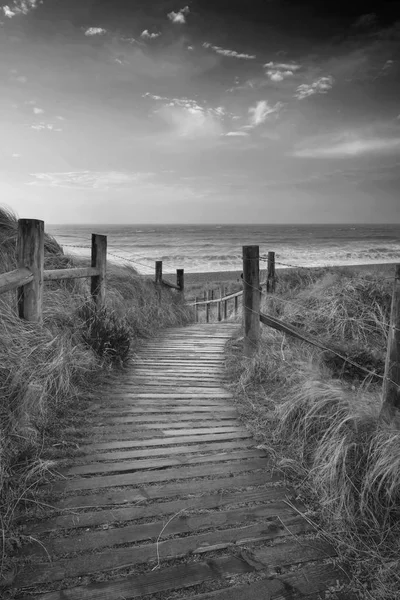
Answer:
xmin=11 ymin=324 xmax=351 ymax=599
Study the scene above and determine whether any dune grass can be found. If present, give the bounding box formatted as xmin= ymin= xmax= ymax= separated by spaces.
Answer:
xmin=225 ymin=266 xmax=399 ymax=599
xmin=0 ymin=207 xmax=194 ymax=586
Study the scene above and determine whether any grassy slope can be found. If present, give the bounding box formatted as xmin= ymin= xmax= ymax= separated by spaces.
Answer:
xmin=225 ymin=267 xmax=399 ymax=600
xmin=0 ymin=208 xmax=194 ymax=587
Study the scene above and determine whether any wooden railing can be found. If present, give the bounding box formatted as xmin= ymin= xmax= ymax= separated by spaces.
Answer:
xmin=0 ymin=218 xmax=107 ymax=323
xmin=0 ymin=219 xmax=186 ymax=324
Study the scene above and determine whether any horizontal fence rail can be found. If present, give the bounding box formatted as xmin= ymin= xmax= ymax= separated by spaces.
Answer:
xmin=0 ymin=220 xmax=184 ymax=324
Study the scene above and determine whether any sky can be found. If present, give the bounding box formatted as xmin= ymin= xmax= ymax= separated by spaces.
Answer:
xmin=1 ymin=0 xmax=400 ymax=224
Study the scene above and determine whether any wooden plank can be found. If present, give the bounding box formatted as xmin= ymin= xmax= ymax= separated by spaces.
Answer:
xmin=252 ymin=537 xmax=336 ymax=567
xmin=80 ymin=431 xmax=252 ymax=451
xmin=25 ymin=489 xmax=295 ymax=535
xmin=48 ymin=457 xmax=273 ymax=493
xmin=117 ymin=393 xmax=233 ymax=399
xmin=62 ymin=449 xmax=266 ymax=477
xmin=90 ymin=421 xmax=240 ymax=433
xmin=96 ymin=406 xmax=235 ymax=415
xmin=32 ymin=555 xmax=253 ymax=600
xmin=186 ymin=562 xmax=346 ymax=600
xmin=16 ymin=517 xmax=311 ymax=586
xmin=76 ymin=440 xmax=252 ymax=462
xmin=93 ymin=412 xmax=237 ymax=424
xmin=53 ymin=473 xmax=286 ymax=510
xmin=83 ymin=427 xmax=248 ymax=442
xmin=44 ymin=267 xmax=99 ymax=281
xmin=23 ymin=504 xmax=295 ymax=557
xmin=97 ymin=400 xmax=232 ymax=409
xmin=0 ymin=267 xmax=33 ymax=295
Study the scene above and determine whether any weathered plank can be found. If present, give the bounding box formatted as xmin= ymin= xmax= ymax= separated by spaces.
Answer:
xmin=25 ymin=488 xmax=296 ymax=534
xmin=16 ymin=517 xmax=311 ymax=586
xmin=52 ymin=474 xmax=287 ymax=510
xmin=90 ymin=420 xmax=241 ymax=433
xmin=23 ymin=504 xmax=296 ymax=557
xmin=47 ymin=458 xmax=274 ymax=493
xmin=35 ymin=556 xmax=253 ymax=600
xmin=186 ymin=562 xmax=347 ymax=600
xmin=75 ymin=439 xmax=252 ymax=462
xmin=92 ymin=412 xmax=237 ymax=424
xmin=63 ymin=449 xmax=267 ymax=477
xmin=79 ymin=431 xmax=252 ymax=451
xmin=96 ymin=406 xmax=235 ymax=415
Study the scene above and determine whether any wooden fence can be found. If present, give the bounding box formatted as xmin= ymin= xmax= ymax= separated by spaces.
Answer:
xmin=192 ymin=245 xmax=400 ymax=420
xmin=0 ymin=219 xmax=185 ymax=324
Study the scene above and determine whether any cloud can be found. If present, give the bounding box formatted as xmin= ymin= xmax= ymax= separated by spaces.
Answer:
xmin=203 ymin=42 xmax=256 ymax=60
xmin=30 ymin=122 xmax=61 ymax=131
xmin=264 ymin=61 xmax=301 ymax=82
xmin=295 ymin=76 xmax=334 ymax=99
xmin=353 ymin=13 xmax=377 ymax=29
xmin=11 ymin=153 xmax=21 ymax=158
xmin=27 ymin=171 xmax=154 ymax=190
xmin=33 ymin=107 xmax=44 ymax=114
xmin=225 ymin=131 xmax=249 ymax=137
xmin=246 ymin=100 xmax=282 ymax=128
xmin=84 ymin=27 xmax=107 ymax=36
xmin=168 ymin=6 xmax=189 ymax=24
xmin=140 ymin=29 xmax=161 ymax=40
xmin=2 ymin=0 xmax=40 ymax=18
xmin=293 ymin=133 xmax=400 ymax=158
xmin=156 ymin=100 xmax=224 ymax=139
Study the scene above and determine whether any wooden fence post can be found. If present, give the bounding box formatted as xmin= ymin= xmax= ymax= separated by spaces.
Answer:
xmin=206 ymin=300 xmax=210 ymax=323
xmin=194 ymin=297 xmax=199 ymax=323
xmin=243 ymin=245 xmax=260 ymax=357
xmin=91 ymin=234 xmax=107 ymax=310
xmin=224 ymin=298 xmax=228 ymax=320
xmin=234 ymin=295 xmax=238 ymax=315
xmin=379 ymin=264 xmax=400 ymax=427
xmin=267 ymin=251 xmax=276 ymax=293
xmin=218 ymin=286 xmax=222 ymax=322
xmin=177 ymin=269 xmax=184 ymax=298
xmin=155 ymin=260 xmax=162 ymax=302
xmin=16 ymin=218 xmax=44 ymax=323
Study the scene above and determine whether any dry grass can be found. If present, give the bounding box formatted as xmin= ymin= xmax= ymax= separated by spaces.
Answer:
xmin=0 ymin=207 xmax=194 ymax=586
xmin=225 ymin=267 xmax=400 ymax=600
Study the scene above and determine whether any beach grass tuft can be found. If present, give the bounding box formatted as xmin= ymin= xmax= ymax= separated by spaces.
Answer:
xmin=226 ymin=265 xmax=400 ymax=599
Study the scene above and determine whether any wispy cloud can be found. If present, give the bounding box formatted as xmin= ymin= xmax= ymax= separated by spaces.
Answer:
xmin=203 ymin=42 xmax=255 ymax=60
xmin=140 ymin=29 xmax=161 ymax=40
xmin=84 ymin=27 xmax=107 ymax=37
xmin=168 ymin=6 xmax=190 ymax=24
xmin=33 ymin=107 xmax=44 ymax=114
xmin=244 ymin=100 xmax=283 ymax=129
xmin=293 ymin=133 xmax=400 ymax=158
xmin=27 ymin=171 xmax=154 ymax=190
xmin=295 ymin=76 xmax=334 ymax=99
xmin=30 ymin=122 xmax=62 ymax=132
xmin=264 ymin=61 xmax=301 ymax=82
xmin=225 ymin=131 xmax=249 ymax=137
xmin=2 ymin=0 xmax=40 ymax=19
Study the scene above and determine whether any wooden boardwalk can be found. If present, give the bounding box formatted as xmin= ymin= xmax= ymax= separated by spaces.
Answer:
xmin=13 ymin=323 xmax=348 ymax=599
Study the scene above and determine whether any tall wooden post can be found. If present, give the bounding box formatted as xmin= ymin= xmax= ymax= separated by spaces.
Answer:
xmin=155 ymin=260 xmax=162 ymax=303
xmin=177 ymin=269 xmax=184 ymax=296
xmin=91 ymin=234 xmax=107 ymax=310
xmin=17 ymin=219 xmax=44 ymax=323
xmin=206 ymin=300 xmax=210 ymax=323
xmin=243 ymin=245 xmax=260 ymax=357
xmin=203 ymin=290 xmax=207 ymax=302
xmin=379 ymin=265 xmax=400 ymax=427
xmin=234 ymin=295 xmax=238 ymax=315
xmin=267 ymin=251 xmax=276 ymax=293
xmin=224 ymin=298 xmax=228 ymax=320
xmin=218 ymin=287 xmax=222 ymax=321
xmin=194 ymin=298 xmax=199 ymax=323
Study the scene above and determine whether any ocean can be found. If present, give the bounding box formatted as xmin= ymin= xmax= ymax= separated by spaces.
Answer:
xmin=46 ymin=224 xmax=400 ymax=275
